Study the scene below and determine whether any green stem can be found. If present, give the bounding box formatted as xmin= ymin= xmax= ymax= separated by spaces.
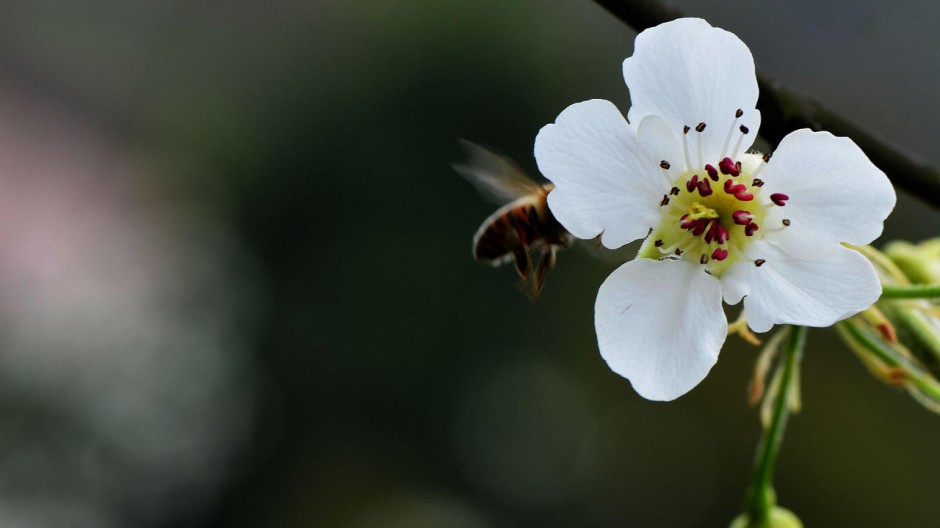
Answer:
xmin=881 ymin=284 xmax=940 ymax=299
xmin=744 ymin=326 xmax=806 ymax=526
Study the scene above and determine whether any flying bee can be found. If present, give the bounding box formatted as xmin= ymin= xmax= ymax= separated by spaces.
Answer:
xmin=453 ymin=139 xmax=574 ymax=299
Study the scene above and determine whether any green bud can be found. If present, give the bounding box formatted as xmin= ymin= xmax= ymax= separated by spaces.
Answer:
xmin=884 ymin=238 xmax=940 ymax=284
xmin=729 ymin=506 xmax=803 ymax=528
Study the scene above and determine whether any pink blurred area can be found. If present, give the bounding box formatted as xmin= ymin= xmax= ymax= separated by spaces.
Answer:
xmin=0 ymin=78 xmax=258 ymax=527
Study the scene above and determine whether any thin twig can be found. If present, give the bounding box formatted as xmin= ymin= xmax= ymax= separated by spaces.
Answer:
xmin=592 ymin=0 xmax=940 ymax=210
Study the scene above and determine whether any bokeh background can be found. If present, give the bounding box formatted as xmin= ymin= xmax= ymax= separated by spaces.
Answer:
xmin=0 ymin=0 xmax=937 ymax=526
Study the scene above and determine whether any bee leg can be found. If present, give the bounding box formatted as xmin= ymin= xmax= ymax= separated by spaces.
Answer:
xmin=512 ymin=245 xmax=531 ymax=280
xmin=532 ymin=248 xmax=557 ymax=298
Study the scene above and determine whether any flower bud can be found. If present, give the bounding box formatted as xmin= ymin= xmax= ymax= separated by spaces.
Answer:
xmin=884 ymin=238 xmax=940 ymax=284
xmin=729 ymin=506 xmax=803 ymax=528
xmin=837 ymin=244 xmax=940 ymax=413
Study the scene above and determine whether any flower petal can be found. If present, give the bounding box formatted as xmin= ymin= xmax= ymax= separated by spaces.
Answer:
xmin=721 ymin=242 xmax=881 ymax=333
xmin=622 ymin=18 xmax=760 ymax=163
xmin=595 ymin=257 xmax=726 ymax=401
xmin=761 ymin=129 xmax=896 ymax=259
xmin=535 ymin=99 xmax=668 ymax=248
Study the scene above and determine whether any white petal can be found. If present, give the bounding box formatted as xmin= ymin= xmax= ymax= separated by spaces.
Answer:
xmin=636 ymin=114 xmax=684 ymax=181
xmin=535 ymin=99 xmax=668 ymax=248
xmin=623 ymin=18 xmax=760 ymax=163
xmin=595 ymin=258 xmax=726 ymax=401
xmin=761 ymin=129 xmax=896 ymax=259
xmin=721 ymin=242 xmax=881 ymax=333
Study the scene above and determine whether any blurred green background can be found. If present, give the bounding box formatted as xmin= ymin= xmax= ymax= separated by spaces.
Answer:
xmin=0 ymin=0 xmax=937 ymax=526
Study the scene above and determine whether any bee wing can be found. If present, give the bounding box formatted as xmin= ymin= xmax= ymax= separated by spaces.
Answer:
xmin=452 ymin=139 xmax=544 ymax=204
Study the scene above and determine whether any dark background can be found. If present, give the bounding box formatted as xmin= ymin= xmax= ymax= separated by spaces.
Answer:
xmin=0 ymin=1 xmax=937 ymax=526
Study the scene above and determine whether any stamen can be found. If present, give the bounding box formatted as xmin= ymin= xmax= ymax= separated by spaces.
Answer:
xmin=654 ymin=239 xmax=664 ymax=247
xmin=675 ymin=248 xmax=683 ymax=256
xmin=745 ymin=222 xmax=760 ymax=236
xmin=724 ymin=180 xmax=752 ymax=200
xmin=754 ymin=259 xmax=766 ymax=267
xmin=718 ymin=157 xmax=740 ymax=176
xmin=681 ymin=127 xmax=693 ymax=171
xmin=696 ymin=178 xmax=713 ymax=197
xmin=762 ymin=153 xmax=771 ymax=163
xmin=704 ymin=221 xmax=728 ymax=245
xmin=721 ymin=110 xmax=741 ymax=157
xmin=704 ymin=222 xmax=717 ymax=243
xmin=732 ymin=210 xmax=753 ymax=225
xmin=690 ymin=123 xmax=706 ymax=168
xmin=660 ymin=160 xmax=670 ymax=169
xmin=731 ymin=129 xmax=746 ymax=159
xmin=782 ymin=219 xmax=791 ymax=226
xmin=752 ymin=178 xmax=764 ymax=187
xmin=691 ymin=219 xmax=708 ymax=237
xmin=670 ymin=186 xmax=680 ymax=196
xmin=750 ymin=158 xmax=768 ymax=180
xmin=700 ymin=254 xmax=709 ymax=264
xmin=770 ymin=193 xmax=789 ymax=206
xmin=739 ymin=125 xmax=749 ymax=134
xmin=705 ymin=164 xmax=718 ymax=181
xmin=712 ymin=248 xmax=728 ymax=261
xmin=686 ymin=174 xmax=699 ymax=193
xmin=660 ymin=194 xmax=670 ymax=206
xmin=715 ymin=224 xmax=729 ymax=244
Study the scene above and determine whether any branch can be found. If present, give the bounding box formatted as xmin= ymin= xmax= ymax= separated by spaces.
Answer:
xmin=592 ymin=0 xmax=940 ymax=210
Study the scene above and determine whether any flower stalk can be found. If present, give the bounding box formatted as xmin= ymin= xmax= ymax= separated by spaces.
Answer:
xmin=743 ymin=325 xmax=805 ymax=527
xmin=881 ymin=284 xmax=940 ymax=300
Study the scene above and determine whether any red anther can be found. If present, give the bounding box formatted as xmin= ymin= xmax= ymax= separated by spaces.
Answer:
xmin=686 ymin=174 xmax=700 ymax=193
xmin=715 ymin=225 xmax=729 ymax=244
xmin=705 ymin=164 xmax=718 ymax=181
xmin=692 ymin=219 xmax=708 ymax=236
xmin=697 ymin=179 xmax=713 ymax=197
xmin=680 ymin=217 xmax=697 ymax=230
xmin=718 ymin=157 xmax=740 ymax=176
xmin=770 ymin=193 xmax=789 ymax=206
xmin=711 ymin=248 xmax=729 ymax=261
xmin=734 ymin=189 xmax=754 ymax=201
xmin=732 ymin=210 xmax=752 ymax=225
xmin=704 ymin=221 xmax=726 ymax=244
xmin=745 ymin=222 xmax=760 ymax=236
xmin=724 ymin=179 xmax=735 ymax=193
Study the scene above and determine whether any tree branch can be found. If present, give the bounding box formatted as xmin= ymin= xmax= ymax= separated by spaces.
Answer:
xmin=592 ymin=0 xmax=940 ymax=210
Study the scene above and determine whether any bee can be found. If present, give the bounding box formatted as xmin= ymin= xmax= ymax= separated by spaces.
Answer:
xmin=453 ymin=139 xmax=574 ymax=298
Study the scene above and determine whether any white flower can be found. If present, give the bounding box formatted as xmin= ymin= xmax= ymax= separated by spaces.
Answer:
xmin=534 ymin=18 xmax=896 ymax=401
